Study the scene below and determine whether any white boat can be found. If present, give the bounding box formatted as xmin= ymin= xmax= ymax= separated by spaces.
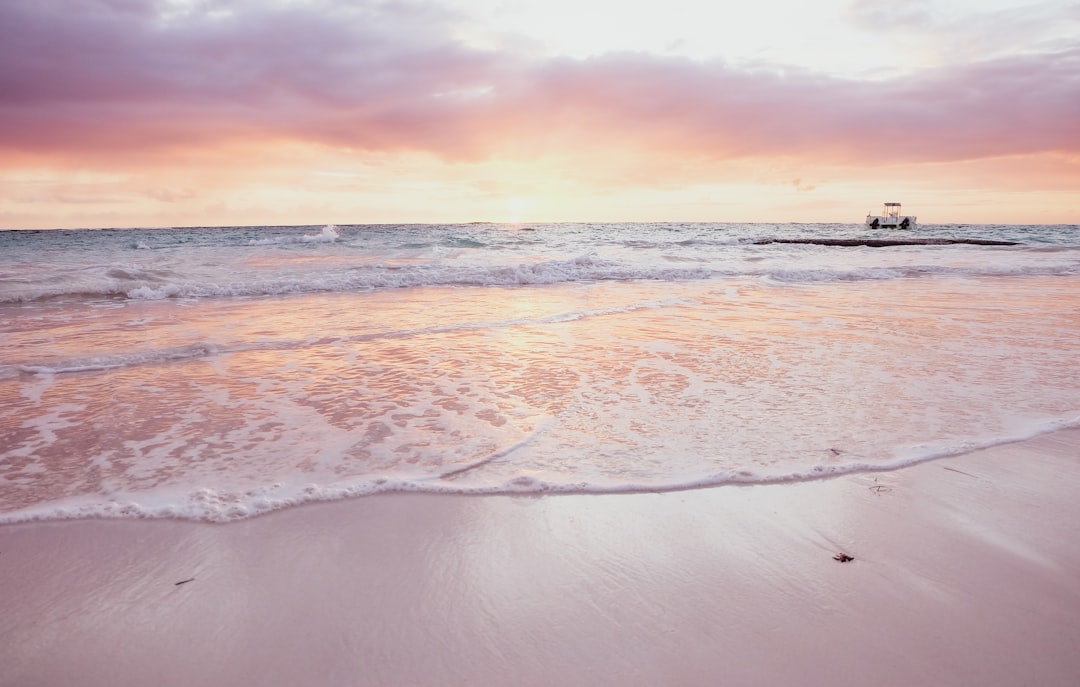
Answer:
xmin=866 ymin=202 xmax=916 ymax=230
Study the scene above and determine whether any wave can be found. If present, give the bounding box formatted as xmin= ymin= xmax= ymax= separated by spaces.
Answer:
xmin=247 ymin=224 xmax=340 ymax=245
xmin=0 ymin=342 xmax=220 ymax=379
xmin=3 ymin=415 xmax=1077 ymax=524
xmin=2 ymin=247 xmax=1078 ymax=304
xmin=0 ymin=253 xmax=714 ymax=303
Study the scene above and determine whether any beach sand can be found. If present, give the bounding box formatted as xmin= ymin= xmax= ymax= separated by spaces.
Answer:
xmin=2 ymin=430 xmax=1079 ymax=687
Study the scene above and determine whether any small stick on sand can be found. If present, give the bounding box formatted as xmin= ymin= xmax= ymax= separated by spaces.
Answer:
xmin=174 ymin=577 xmax=196 ymax=586
xmin=942 ymin=466 xmax=979 ymax=479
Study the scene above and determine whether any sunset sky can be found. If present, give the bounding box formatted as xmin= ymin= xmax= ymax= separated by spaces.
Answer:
xmin=1 ymin=0 xmax=1077 ymax=228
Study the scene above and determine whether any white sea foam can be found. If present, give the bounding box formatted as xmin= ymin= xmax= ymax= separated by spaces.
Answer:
xmin=247 ymin=224 xmax=340 ymax=245
xmin=2 ymin=414 xmax=1077 ymax=524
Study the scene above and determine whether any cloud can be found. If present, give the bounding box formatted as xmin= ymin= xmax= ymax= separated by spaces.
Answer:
xmin=145 ymin=187 xmax=197 ymax=202
xmin=1 ymin=0 xmax=1078 ymax=170
xmin=847 ymin=0 xmax=1080 ymax=67
xmin=846 ymin=0 xmax=933 ymax=30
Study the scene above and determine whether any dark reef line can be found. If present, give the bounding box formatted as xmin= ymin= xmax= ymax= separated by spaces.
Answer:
xmin=755 ymin=238 xmax=1018 ymax=247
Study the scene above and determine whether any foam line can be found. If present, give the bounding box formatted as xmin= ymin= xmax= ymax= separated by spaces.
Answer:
xmin=2 ymin=417 xmax=1076 ymax=525
xmin=11 ymin=342 xmax=219 ymax=376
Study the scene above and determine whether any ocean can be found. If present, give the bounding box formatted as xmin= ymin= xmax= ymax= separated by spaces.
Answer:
xmin=1 ymin=222 xmax=1078 ymax=522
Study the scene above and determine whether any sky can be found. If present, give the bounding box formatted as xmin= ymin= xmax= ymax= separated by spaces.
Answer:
xmin=0 ymin=0 xmax=1078 ymax=228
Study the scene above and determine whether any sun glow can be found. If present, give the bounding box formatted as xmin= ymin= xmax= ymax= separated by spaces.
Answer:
xmin=505 ymin=197 xmax=535 ymax=225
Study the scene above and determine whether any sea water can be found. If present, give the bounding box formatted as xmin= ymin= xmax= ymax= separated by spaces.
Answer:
xmin=1 ymin=222 xmax=1078 ymax=522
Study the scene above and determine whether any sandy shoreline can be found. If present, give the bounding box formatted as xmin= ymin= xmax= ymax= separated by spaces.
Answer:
xmin=3 ymin=430 xmax=1079 ymax=687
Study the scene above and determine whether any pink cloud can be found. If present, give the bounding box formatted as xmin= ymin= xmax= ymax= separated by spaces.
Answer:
xmin=1 ymin=0 xmax=1077 ymax=167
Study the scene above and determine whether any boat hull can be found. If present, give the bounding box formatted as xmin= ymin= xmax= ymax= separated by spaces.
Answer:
xmin=866 ymin=216 xmax=916 ymax=230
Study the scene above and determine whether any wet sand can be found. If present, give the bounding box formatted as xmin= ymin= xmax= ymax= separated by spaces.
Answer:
xmin=2 ymin=429 xmax=1079 ymax=686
